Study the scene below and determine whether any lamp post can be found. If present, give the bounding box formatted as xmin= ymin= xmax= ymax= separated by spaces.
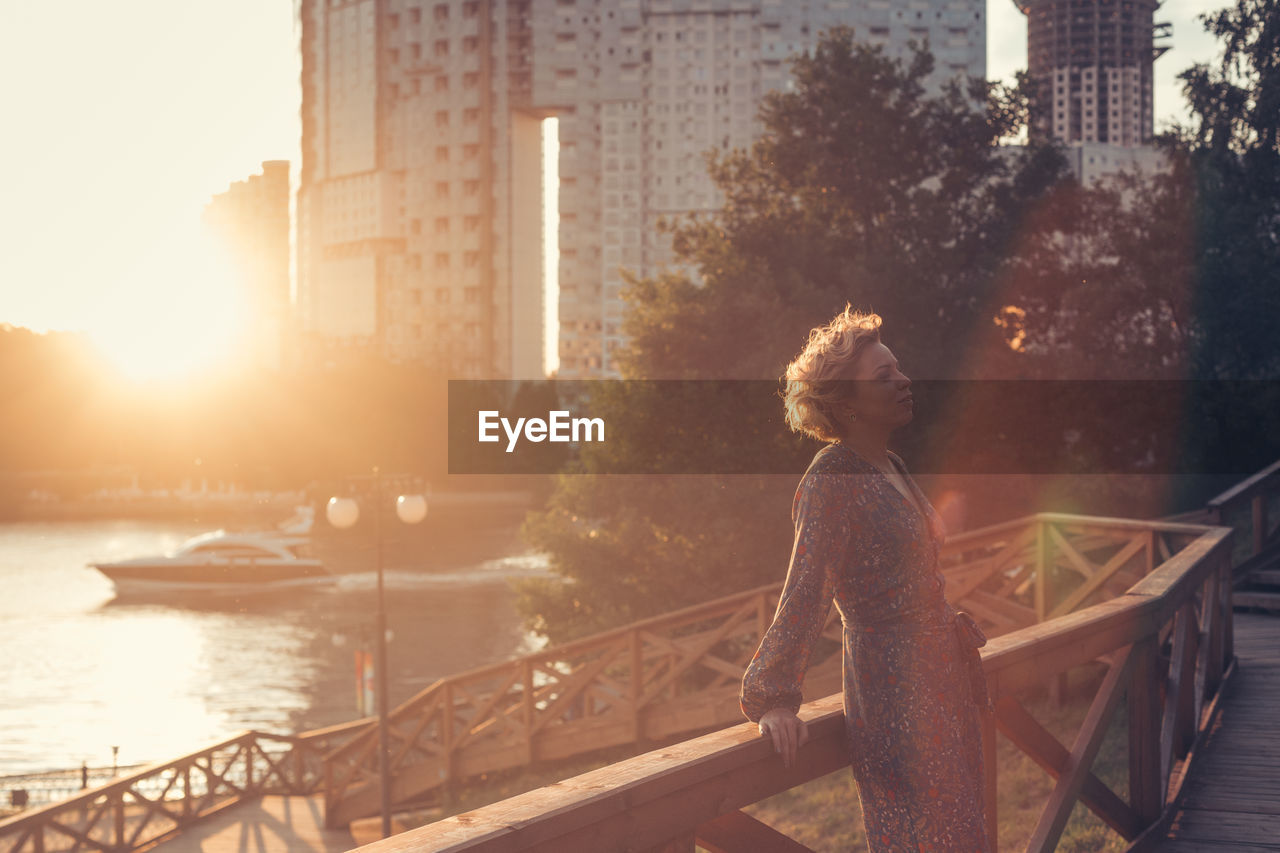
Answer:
xmin=327 ymin=468 xmax=428 ymax=839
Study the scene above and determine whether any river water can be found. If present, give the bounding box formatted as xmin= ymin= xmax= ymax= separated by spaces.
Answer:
xmin=0 ymin=518 xmax=548 ymax=775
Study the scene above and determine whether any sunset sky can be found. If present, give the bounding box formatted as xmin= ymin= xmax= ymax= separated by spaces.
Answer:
xmin=0 ymin=0 xmax=1232 ymax=378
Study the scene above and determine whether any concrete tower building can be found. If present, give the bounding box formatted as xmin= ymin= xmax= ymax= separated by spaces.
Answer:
xmin=297 ymin=0 xmax=986 ymax=380
xmin=1015 ymin=0 xmax=1171 ymax=147
xmin=203 ymin=160 xmax=292 ymax=371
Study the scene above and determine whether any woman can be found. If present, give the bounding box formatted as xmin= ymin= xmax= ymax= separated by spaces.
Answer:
xmin=740 ymin=306 xmax=992 ymax=851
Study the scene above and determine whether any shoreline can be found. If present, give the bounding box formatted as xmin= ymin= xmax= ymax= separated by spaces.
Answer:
xmin=1 ymin=490 xmax=538 ymax=525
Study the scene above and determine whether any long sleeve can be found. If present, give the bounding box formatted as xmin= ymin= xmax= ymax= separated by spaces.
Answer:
xmin=740 ymin=467 xmax=852 ymax=723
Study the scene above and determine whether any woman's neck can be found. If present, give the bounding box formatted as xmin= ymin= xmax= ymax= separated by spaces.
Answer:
xmin=835 ymin=428 xmax=893 ymax=471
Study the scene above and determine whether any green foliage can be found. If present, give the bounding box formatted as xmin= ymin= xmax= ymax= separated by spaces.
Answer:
xmin=1166 ymin=0 xmax=1280 ymax=379
xmin=618 ymin=30 xmax=1069 ymax=382
xmin=518 ymin=32 xmax=1074 ymax=642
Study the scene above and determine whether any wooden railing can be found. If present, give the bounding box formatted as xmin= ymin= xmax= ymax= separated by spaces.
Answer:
xmin=322 ymin=512 xmax=1217 ymax=827
xmin=348 ymin=517 xmax=1236 ymax=852
xmin=0 ymin=728 xmax=353 ymax=853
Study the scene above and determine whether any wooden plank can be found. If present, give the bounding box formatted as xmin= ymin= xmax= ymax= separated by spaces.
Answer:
xmin=1129 ymin=638 xmax=1164 ymax=824
xmin=695 ymin=810 xmax=814 ymax=853
xmin=1047 ymin=524 xmax=1100 ymax=580
xmin=1048 ymin=536 xmax=1149 ymax=619
xmin=1232 ymin=591 xmax=1280 ymax=612
xmin=343 ymin=694 xmax=848 ymax=853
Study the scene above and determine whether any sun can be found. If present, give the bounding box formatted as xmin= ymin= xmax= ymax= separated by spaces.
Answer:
xmin=88 ymin=226 xmax=248 ymax=383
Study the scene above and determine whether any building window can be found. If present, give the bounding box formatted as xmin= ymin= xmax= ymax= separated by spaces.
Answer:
xmin=434 ymin=216 xmax=449 ymax=233
xmin=464 ymin=215 xmax=480 ymax=231
xmin=433 ymin=4 xmax=448 ymax=22
xmin=464 ymin=36 xmax=478 ymax=53
xmin=389 ymin=13 xmax=400 ymax=28
xmin=434 ymin=75 xmax=448 ymax=92
xmin=435 ymin=181 xmax=449 ymax=198
xmin=464 ymin=180 xmax=479 ymax=196
xmin=463 ymin=144 xmax=479 ymax=159
xmin=464 ymin=107 xmax=479 ymax=123
xmin=435 ymin=252 xmax=450 ymax=269
xmin=464 ymin=251 xmax=480 ymax=268
xmin=435 ymin=110 xmax=449 ymax=128
xmin=464 ymin=72 xmax=480 ymax=88
xmin=411 ymin=43 xmax=422 ymax=61
xmin=463 ymin=0 xmax=479 ymax=17
xmin=436 ymin=145 xmax=449 ymax=162
xmin=390 ymin=48 xmax=399 ymax=64
xmin=435 ymin=287 xmax=450 ymax=303
xmin=409 ymin=7 xmax=421 ymax=25
xmin=410 ymin=219 xmax=422 ymax=235
xmin=465 ymin=286 xmax=481 ymax=303
xmin=434 ymin=39 xmax=449 ymax=58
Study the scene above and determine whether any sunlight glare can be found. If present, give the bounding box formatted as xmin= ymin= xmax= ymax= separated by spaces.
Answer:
xmin=543 ymin=117 xmax=560 ymax=378
xmin=88 ymin=226 xmax=247 ymax=383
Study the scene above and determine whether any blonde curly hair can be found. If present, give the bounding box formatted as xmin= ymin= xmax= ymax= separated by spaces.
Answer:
xmin=782 ymin=305 xmax=883 ymax=442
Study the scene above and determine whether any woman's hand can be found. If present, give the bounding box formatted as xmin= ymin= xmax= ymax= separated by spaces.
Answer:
xmin=758 ymin=707 xmax=809 ymax=769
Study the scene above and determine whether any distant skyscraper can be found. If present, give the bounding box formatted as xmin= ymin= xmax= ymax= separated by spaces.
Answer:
xmin=202 ymin=160 xmax=292 ymax=370
xmin=296 ymin=0 xmax=985 ymax=379
xmin=1015 ymin=0 xmax=1171 ymax=147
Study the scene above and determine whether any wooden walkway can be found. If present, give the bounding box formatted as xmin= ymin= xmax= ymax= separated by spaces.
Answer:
xmin=146 ymin=796 xmax=353 ymax=853
xmin=1162 ymin=611 xmax=1280 ymax=850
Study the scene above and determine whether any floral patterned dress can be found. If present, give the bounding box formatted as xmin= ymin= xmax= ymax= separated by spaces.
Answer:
xmin=741 ymin=442 xmax=992 ymax=852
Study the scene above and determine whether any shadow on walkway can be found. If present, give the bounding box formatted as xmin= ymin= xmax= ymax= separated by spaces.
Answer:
xmin=149 ymin=796 xmax=354 ymax=853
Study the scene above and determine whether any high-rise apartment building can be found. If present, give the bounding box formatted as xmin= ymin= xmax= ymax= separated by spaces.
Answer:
xmin=203 ymin=160 xmax=292 ymax=370
xmin=297 ymin=0 xmax=985 ymax=379
xmin=1015 ymin=0 xmax=1171 ymax=147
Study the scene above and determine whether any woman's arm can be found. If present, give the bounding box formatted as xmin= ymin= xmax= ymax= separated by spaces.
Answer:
xmin=740 ymin=466 xmax=853 ymax=763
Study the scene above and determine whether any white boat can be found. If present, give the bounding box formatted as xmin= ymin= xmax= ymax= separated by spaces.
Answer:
xmin=89 ymin=506 xmax=332 ymax=594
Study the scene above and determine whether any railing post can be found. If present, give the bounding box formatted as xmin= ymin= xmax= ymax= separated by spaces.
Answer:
xmin=1220 ymin=548 xmax=1235 ymax=667
xmin=1252 ymin=493 xmax=1265 ymax=555
xmin=245 ymin=735 xmax=255 ymax=793
xmin=1035 ymin=520 xmax=1048 ymax=623
xmin=1128 ymin=637 xmax=1163 ymax=824
xmin=114 ymin=791 xmax=125 ymax=851
xmin=522 ymin=658 xmax=535 ymax=764
xmin=631 ymin=628 xmax=644 ymax=743
xmin=442 ymin=681 xmax=455 ymax=785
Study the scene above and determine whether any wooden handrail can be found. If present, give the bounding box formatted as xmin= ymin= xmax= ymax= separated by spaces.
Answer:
xmin=352 ymin=523 xmax=1236 ymax=853
xmin=0 ymin=730 xmax=349 ymax=853
xmin=321 ymin=512 xmax=1228 ymax=827
xmin=1206 ymin=458 xmax=1280 ymax=510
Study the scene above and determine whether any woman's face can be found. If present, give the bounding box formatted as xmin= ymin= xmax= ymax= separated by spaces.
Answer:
xmin=845 ymin=342 xmax=913 ymax=428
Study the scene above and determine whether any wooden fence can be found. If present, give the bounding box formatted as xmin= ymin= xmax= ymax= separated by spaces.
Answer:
xmin=322 ymin=512 xmax=1219 ymax=827
xmin=346 ymin=518 xmax=1237 ymax=852
xmin=0 ymin=728 xmax=354 ymax=853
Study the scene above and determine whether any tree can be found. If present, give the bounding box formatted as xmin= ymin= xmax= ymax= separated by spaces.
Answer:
xmin=517 ymin=32 xmax=1073 ymax=643
xmin=1166 ymin=0 xmax=1280 ymax=380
